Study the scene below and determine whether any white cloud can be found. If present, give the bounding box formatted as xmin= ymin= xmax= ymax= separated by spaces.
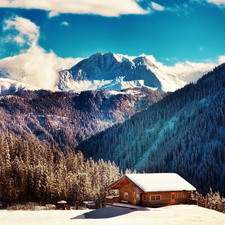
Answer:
xmin=149 ymin=2 xmax=190 ymax=15
xmin=206 ymin=0 xmax=225 ymax=5
xmin=165 ymin=57 xmax=178 ymax=62
xmin=0 ymin=46 xmax=82 ymax=90
xmin=141 ymin=54 xmax=217 ymax=83
xmin=48 ymin=11 xmax=59 ymax=18
xmin=3 ymin=16 xmax=39 ymax=46
xmin=218 ymin=55 xmax=225 ymax=64
xmin=151 ymin=2 xmax=164 ymax=11
xmin=0 ymin=0 xmax=148 ymax=17
xmin=191 ymin=0 xmax=225 ymax=6
xmin=61 ymin=21 xmax=69 ymax=26
xmin=165 ymin=3 xmax=190 ymax=15
xmin=0 ymin=16 xmax=82 ymax=90
xmin=14 ymin=36 xmax=25 ymax=44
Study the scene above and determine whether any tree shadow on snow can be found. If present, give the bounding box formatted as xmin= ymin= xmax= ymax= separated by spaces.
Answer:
xmin=71 ymin=206 xmax=146 ymax=219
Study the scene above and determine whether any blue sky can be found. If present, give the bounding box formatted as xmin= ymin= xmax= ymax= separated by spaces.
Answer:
xmin=0 ymin=0 xmax=225 ymax=71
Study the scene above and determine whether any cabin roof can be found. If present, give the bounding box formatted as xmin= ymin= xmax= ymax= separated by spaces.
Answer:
xmin=109 ymin=173 xmax=196 ymax=192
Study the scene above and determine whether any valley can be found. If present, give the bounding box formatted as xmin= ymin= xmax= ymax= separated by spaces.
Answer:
xmin=0 ymin=52 xmax=225 ymax=210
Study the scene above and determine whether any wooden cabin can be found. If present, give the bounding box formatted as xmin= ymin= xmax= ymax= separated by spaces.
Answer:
xmin=107 ymin=173 xmax=196 ymax=207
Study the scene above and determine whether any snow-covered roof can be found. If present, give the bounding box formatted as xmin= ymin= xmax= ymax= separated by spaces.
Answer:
xmin=122 ymin=173 xmax=196 ymax=192
xmin=57 ymin=200 xmax=67 ymax=204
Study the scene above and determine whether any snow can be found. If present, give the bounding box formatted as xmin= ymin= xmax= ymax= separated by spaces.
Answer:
xmin=100 ymin=77 xmax=146 ymax=91
xmin=57 ymin=75 xmax=149 ymax=94
xmin=0 ymin=53 xmax=214 ymax=95
xmin=113 ymin=53 xmax=131 ymax=63
xmin=112 ymin=203 xmax=145 ymax=210
xmin=0 ymin=78 xmax=40 ymax=95
xmin=0 ymin=205 xmax=225 ymax=225
xmin=58 ymin=53 xmax=190 ymax=94
xmin=125 ymin=173 xmax=196 ymax=192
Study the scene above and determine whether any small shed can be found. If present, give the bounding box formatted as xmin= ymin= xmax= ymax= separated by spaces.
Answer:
xmin=107 ymin=173 xmax=196 ymax=207
xmin=56 ymin=200 xmax=67 ymax=210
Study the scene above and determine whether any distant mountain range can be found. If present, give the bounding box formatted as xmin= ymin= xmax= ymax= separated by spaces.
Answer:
xmin=0 ymin=52 xmax=210 ymax=95
xmin=0 ymin=87 xmax=164 ymax=151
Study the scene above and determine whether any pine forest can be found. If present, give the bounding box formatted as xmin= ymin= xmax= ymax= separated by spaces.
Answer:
xmin=1 ymin=63 xmax=225 ymax=213
xmin=0 ymin=130 xmax=120 ymax=207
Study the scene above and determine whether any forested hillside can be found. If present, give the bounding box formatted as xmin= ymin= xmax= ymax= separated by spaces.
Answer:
xmin=0 ymin=130 xmax=120 ymax=206
xmin=76 ymin=63 xmax=225 ymax=197
xmin=0 ymin=88 xmax=163 ymax=151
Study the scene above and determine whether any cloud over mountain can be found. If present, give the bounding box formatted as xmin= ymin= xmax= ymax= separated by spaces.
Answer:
xmin=0 ymin=16 xmax=82 ymax=90
xmin=143 ymin=54 xmax=217 ymax=83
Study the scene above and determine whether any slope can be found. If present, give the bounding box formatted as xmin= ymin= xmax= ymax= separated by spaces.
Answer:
xmin=0 ymin=78 xmax=39 ymax=95
xmin=76 ymin=63 xmax=225 ymax=196
xmin=0 ymin=88 xmax=164 ymax=151
xmin=1 ymin=205 xmax=225 ymax=225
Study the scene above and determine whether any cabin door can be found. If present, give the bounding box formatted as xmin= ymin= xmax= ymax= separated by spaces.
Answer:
xmin=170 ymin=192 xmax=177 ymax=205
xmin=132 ymin=188 xmax=139 ymax=205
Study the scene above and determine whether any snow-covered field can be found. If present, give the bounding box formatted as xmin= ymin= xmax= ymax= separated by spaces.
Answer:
xmin=0 ymin=205 xmax=225 ymax=225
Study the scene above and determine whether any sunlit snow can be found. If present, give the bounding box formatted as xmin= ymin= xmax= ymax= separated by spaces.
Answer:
xmin=125 ymin=173 xmax=196 ymax=192
xmin=0 ymin=205 xmax=225 ymax=225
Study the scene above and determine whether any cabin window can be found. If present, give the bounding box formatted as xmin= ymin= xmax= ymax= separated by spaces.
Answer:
xmin=150 ymin=195 xmax=161 ymax=201
xmin=124 ymin=192 xmax=128 ymax=199
xmin=171 ymin=194 xmax=175 ymax=199
xmin=136 ymin=194 xmax=139 ymax=199
xmin=178 ymin=193 xmax=183 ymax=198
xmin=143 ymin=195 xmax=149 ymax=201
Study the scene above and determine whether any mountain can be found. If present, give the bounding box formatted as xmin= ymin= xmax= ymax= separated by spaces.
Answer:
xmin=58 ymin=52 xmax=186 ymax=93
xmin=0 ymin=78 xmax=39 ymax=95
xmin=0 ymin=87 xmax=164 ymax=151
xmin=0 ymin=52 xmax=210 ymax=95
xmin=75 ymin=63 xmax=225 ymax=197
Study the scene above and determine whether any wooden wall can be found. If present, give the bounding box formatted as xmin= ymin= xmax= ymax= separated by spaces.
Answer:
xmin=117 ymin=179 xmax=141 ymax=205
xmin=141 ymin=191 xmax=190 ymax=207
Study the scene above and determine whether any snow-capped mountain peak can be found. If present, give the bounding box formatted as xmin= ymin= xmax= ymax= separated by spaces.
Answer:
xmin=58 ymin=52 xmax=188 ymax=93
xmin=0 ymin=52 xmax=214 ymax=95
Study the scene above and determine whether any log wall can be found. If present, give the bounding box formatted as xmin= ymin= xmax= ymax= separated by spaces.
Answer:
xmin=141 ymin=191 xmax=190 ymax=207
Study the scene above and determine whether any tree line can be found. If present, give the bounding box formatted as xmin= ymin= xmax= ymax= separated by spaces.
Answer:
xmin=0 ymin=130 xmax=120 ymax=207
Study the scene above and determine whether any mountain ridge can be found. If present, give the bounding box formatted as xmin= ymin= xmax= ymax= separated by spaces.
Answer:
xmin=0 ymin=87 xmax=164 ymax=151
xmin=0 ymin=52 xmax=212 ymax=95
xmin=75 ymin=62 xmax=225 ymax=197
xmin=58 ymin=52 xmax=185 ymax=93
